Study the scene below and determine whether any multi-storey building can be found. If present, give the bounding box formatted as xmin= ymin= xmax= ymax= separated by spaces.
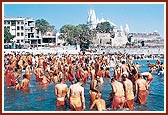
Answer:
xmin=4 ymin=17 xmax=42 ymax=48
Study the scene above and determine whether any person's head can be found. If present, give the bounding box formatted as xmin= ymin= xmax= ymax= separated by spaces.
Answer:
xmin=138 ymin=73 xmax=143 ymax=79
xmin=111 ymin=78 xmax=116 ymax=83
xmin=23 ymin=74 xmax=27 ymax=79
xmin=122 ymin=74 xmax=127 ymax=81
xmin=78 ymin=78 xmax=84 ymax=86
xmin=122 ymin=61 xmax=126 ymax=64
xmin=60 ymin=78 xmax=65 ymax=83
xmin=149 ymin=69 xmax=152 ymax=73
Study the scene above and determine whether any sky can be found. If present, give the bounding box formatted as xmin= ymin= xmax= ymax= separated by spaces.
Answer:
xmin=3 ymin=2 xmax=165 ymax=38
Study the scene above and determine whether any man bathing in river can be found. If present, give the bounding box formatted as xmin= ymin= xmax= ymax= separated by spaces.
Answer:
xmin=55 ymin=78 xmax=68 ymax=108
xmin=67 ymin=79 xmax=86 ymax=111
xmin=90 ymin=92 xmax=107 ymax=111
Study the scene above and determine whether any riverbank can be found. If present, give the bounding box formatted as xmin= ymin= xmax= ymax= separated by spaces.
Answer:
xmin=4 ymin=47 xmax=164 ymax=55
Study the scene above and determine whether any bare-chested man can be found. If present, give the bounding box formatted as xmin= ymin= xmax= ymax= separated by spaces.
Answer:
xmin=120 ymin=61 xmax=130 ymax=77
xmin=141 ymin=70 xmax=153 ymax=87
xmin=135 ymin=73 xmax=148 ymax=105
xmin=90 ymin=92 xmax=107 ymax=111
xmin=11 ymin=68 xmax=21 ymax=86
xmin=111 ymin=78 xmax=125 ymax=110
xmin=38 ymin=54 xmax=45 ymax=69
xmin=40 ymin=75 xmax=50 ymax=86
xmin=89 ymin=76 xmax=101 ymax=103
xmin=67 ymin=79 xmax=86 ymax=111
xmin=90 ymin=66 xmax=96 ymax=80
xmin=113 ymin=65 xmax=121 ymax=81
xmin=55 ymin=78 xmax=68 ymax=108
xmin=34 ymin=66 xmax=44 ymax=82
xmin=122 ymin=74 xmax=134 ymax=110
xmin=25 ymin=65 xmax=32 ymax=80
xmin=20 ymin=74 xmax=30 ymax=90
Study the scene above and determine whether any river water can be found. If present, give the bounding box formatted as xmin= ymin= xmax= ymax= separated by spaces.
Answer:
xmin=3 ymin=59 xmax=165 ymax=112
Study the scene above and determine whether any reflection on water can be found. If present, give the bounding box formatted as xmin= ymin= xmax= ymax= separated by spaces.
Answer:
xmin=4 ymin=59 xmax=164 ymax=111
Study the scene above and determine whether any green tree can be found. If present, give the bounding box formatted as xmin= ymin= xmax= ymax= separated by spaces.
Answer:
xmin=59 ymin=24 xmax=96 ymax=49
xmin=96 ymin=22 xmax=114 ymax=33
xmin=4 ymin=27 xmax=15 ymax=43
xmin=35 ymin=19 xmax=55 ymax=36
xmin=59 ymin=24 xmax=77 ymax=45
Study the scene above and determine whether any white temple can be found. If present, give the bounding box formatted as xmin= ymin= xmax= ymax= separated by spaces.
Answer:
xmin=87 ymin=9 xmax=129 ymax=47
xmin=87 ymin=9 xmax=117 ymax=29
xmin=87 ymin=9 xmax=97 ymax=29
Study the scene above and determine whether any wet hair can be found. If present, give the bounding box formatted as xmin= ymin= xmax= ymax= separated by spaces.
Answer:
xmin=60 ymin=78 xmax=65 ymax=83
xmin=122 ymin=74 xmax=127 ymax=78
xmin=111 ymin=78 xmax=116 ymax=82
xmin=106 ymin=67 xmax=109 ymax=70
xmin=23 ymin=74 xmax=27 ymax=79
xmin=14 ymin=68 xmax=18 ymax=72
xmin=77 ymin=78 xmax=84 ymax=83
xmin=122 ymin=61 xmax=126 ymax=64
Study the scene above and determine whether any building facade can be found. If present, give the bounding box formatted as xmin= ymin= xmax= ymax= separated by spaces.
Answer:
xmin=4 ymin=17 xmax=42 ymax=48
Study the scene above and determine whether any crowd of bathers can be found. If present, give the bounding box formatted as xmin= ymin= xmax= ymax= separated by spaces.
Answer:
xmin=4 ymin=51 xmax=164 ymax=111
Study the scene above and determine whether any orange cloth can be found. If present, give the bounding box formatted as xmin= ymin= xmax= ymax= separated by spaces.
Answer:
xmin=137 ymin=90 xmax=146 ymax=104
xmin=26 ymin=74 xmax=31 ymax=80
xmin=147 ymin=77 xmax=153 ymax=84
xmin=21 ymin=87 xmax=28 ymax=90
xmin=68 ymin=73 xmax=74 ymax=82
xmin=89 ymin=90 xmax=97 ymax=102
xmin=115 ymin=73 xmax=120 ymax=80
xmin=97 ymin=70 xmax=103 ymax=77
xmin=111 ymin=96 xmax=125 ymax=110
xmin=6 ymin=72 xmax=12 ymax=86
xmin=40 ymin=82 xmax=48 ymax=86
xmin=124 ymin=99 xmax=134 ymax=110
xmin=70 ymin=96 xmax=83 ymax=111
xmin=43 ymin=61 xmax=47 ymax=70
xmin=56 ymin=97 xmax=65 ymax=107
xmin=36 ymin=75 xmax=43 ymax=82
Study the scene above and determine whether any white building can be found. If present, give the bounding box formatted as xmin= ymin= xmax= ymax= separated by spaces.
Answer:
xmin=87 ymin=9 xmax=129 ymax=47
xmin=87 ymin=9 xmax=97 ymax=29
xmin=4 ymin=17 xmax=42 ymax=47
xmin=87 ymin=9 xmax=117 ymax=29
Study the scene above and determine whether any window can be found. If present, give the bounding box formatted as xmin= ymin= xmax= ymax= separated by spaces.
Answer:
xmin=17 ymin=26 xmax=20 ymax=30
xmin=4 ymin=21 xmax=7 ymax=24
xmin=17 ymin=21 xmax=20 ymax=24
xmin=21 ymin=33 xmax=24 ymax=36
xmin=7 ymin=21 xmax=10 ymax=25
xmin=17 ymin=33 xmax=20 ymax=36
xmin=11 ymin=21 xmax=16 ymax=26
xmin=100 ymin=39 xmax=102 ymax=44
xmin=21 ymin=40 xmax=23 ymax=42
xmin=17 ymin=40 xmax=20 ymax=43
xmin=21 ymin=26 xmax=24 ymax=30
xmin=21 ymin=21 xmax=24 ymax=24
